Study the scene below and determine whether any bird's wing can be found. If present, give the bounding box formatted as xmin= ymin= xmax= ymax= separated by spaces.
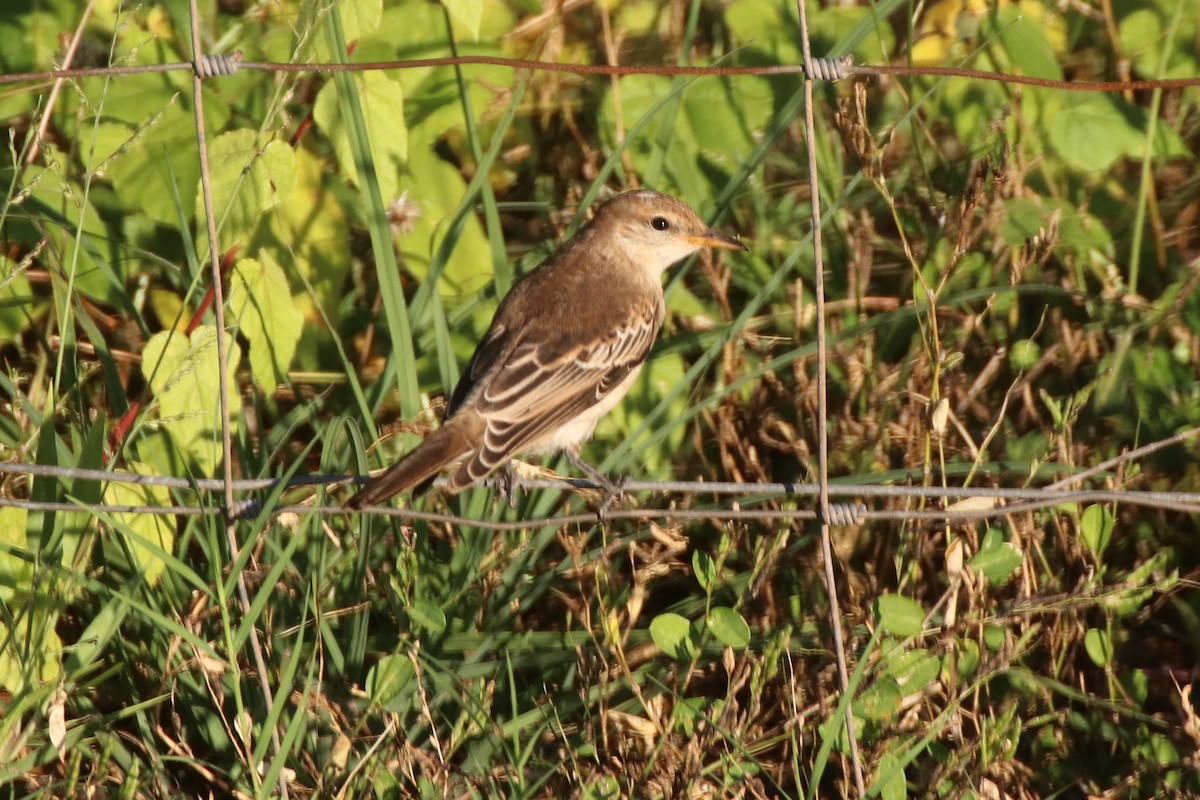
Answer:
xmin=456 ymin=295 xmax=664 ymax=482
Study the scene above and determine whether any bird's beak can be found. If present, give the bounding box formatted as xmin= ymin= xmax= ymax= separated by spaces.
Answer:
xmin=688 ymin=230 xmax=749 ymax=252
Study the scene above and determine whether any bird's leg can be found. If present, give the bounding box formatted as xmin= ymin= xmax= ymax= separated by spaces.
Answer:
xmin=564 ymin=450 xmax=627 ymax=515
xmin=497 ymin=460 xmax=520 ymax=509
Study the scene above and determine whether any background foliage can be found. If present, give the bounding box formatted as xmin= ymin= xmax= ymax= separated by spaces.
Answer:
xmin=2 ymin=0 xmax=1199 ymax=797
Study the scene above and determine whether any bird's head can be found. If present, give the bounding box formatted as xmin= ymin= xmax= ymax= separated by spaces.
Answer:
xmin=589 ymin=190 xmax=747 ymax=275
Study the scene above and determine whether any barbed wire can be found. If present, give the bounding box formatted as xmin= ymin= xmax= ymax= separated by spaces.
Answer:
xmin=4 ymin=493 xmax=1193 ymax=530
xmin=6 ymin=460 xmax=1200 ymax=520
xmin=3 ymin=54 xmax=1199 ymax=91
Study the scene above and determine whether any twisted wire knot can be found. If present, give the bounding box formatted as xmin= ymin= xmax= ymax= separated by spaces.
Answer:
xmin=807 ymin=55 xmax=853 ymax=81
xmin=195 ymin=51 xmax=242 ymax=78
xmin=824 ymin=502 xmax=867 ymax=525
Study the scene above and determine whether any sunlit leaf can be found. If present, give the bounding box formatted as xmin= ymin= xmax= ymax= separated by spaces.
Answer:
xmin=227 ymin=254 xmax=304 ymax=392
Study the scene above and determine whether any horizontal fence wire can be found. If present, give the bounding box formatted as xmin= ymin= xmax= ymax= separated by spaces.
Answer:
xmin=5 ymin=460 xmax=1200 ymax=522
xmin=2 ymin=55 xmax=1200 ymax=91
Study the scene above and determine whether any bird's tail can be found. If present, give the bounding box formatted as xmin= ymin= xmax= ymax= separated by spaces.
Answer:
xmin=345 ymin=420 xmax=476 ymax=509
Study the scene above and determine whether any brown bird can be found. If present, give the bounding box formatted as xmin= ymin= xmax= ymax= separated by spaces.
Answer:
xmin=347 ymin=190 xmax=747 ymax=509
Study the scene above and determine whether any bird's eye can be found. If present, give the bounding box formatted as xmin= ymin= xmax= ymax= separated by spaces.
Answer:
xmin=650 ymin=216 xmax=670 ymax=231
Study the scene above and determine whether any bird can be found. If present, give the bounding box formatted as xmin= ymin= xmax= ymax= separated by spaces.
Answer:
xmin=346 ymin=189 xmax=747 ymax=509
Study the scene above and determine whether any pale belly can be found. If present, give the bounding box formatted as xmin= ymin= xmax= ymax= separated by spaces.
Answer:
xmin=522 ymin=365 xmax=644 ymax=455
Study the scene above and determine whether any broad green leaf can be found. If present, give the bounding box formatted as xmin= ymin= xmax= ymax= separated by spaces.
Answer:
xmin=311 ymin=0 xmax=383 ymax=60
xmin=395 ymin=147 xmax=492 ymax=297
xmin=267 ymin=146 xmax=353 ymax=363
xmin=876 ymin=752 xmax=908 ymax=800
xmin=442 ymin=0 xmax=483 ymax=39
xmin=1001 ymin=197 xmax=1114 ymax=259
xmin=649 ymin=612 xmax=697 ymax=661
xmin=196 ymin=130 xmax=296 ymax=257
xmin=706 ymin=606 xmax=751 ymax=649
xmin=314 ymin=71 xmax=408 ymax=201
xmin=599 ymin=73 xmax=773 ymax=210
xmin=408 ymin=599 xmax=447 ymax=633
xmin=0 ymin=507 xmax=33 ymax=604
xmin=18 ymin=163 xmax=116 ymax=304
xmin=875 ymin=594 xmax=925 ymax=637
xmin=1047 ymin=93 xmax=1190 ymax=172
xmin=142 ymin=326 xmax=241 ymax=475
xmin=103 ymin=467 xmax=176 ymax=586
xmin=1084 ymin=627 xmax=1113 ymax=667
xmin=886 ymin=649 xmax=940 ymax=690
xmin=854 ymin=676 xmax=902 ymax=720
xmin=1080 ymin=505 xmax=1114 ymax=557
xmin=995 ymin=5 xmax=1064 ymax=80
xmin=103 ymin=90 xmax=231 ymax=230
xmin=1120 ymin=4 xmax=1200 ymax=80
xmin=967 ymin=542 xmax=1023 ymax=585
xmin=0 ymin=617 xmax=62 ymax=695
xmin=367 ymin=653 xmax=414 ymax=710
xmin=227 ymin=255 xmax=304 ymax=392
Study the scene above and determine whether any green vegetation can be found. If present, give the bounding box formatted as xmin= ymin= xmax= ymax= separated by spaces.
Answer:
xmin=2 ymin=0 xmax=1199 ymax=796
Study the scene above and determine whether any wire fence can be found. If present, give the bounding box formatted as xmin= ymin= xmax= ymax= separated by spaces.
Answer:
xmin=4 ymin=5 xmax=1199 ymax=795
xmin=4 ymin=48 xmax=1197 ymax=527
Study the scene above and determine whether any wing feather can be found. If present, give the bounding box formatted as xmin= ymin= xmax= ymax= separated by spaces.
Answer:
xmin=451 ymin=295 xmax=665 ymax=480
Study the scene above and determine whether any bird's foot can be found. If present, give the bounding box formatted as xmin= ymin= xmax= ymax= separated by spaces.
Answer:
xmin=565 ymin=451 xmax=627 ymax=519
xmin=595 ymin=474 xmax=628 ymax=521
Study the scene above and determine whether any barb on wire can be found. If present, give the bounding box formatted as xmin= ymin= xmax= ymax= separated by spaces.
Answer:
xmin=194 ymin=51 xmax=243 ymax=78
xmin=807 ymin=55 xmax=853 ymax=81
xmin=824 ymin=502 xmax=868 ymax=526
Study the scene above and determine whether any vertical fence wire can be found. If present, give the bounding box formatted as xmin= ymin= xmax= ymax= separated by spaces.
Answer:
xmin=795 ymin=2 xmax=866 ymax=795
xmin=186 ymin=2 xmax=288 ymax=796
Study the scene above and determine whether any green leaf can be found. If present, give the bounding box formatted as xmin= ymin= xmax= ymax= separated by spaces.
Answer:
xmin=227 ymin=254 xmax=305 ymax=392
xmin=408 ymin=599 xmax=447 ymax=633
xmin=314 ymin=71 xmax=408 ymax=201
xmin=875 ymin=752 xmax=908 ymax=800
xmin=142 ymin=326 xmax=242 ymax=475
xmin=1120 ymin=5 xmax=1200 ymax=80
xmin=996 ymin=8 xmax=1063 ymax=80
xmin=967 ymin=542 xmax=1023 ymax=585
xmin=1080 ymin=505 xmax=1114 ymax=558
xmin=0 ymin=617 xmax=62 ymax=696
xmin=395 ymin=147 xmax=492 ymax=296
xmin=103 ymin=91 xmax=231 ymax=230
xmin=196 ymin=130 xmax=296 ymax=257
xmin=983 ymin=624 xmax=1007 ymax=651
xmin=875 ymin=594 xmax=925 ymax=637
xmin=1084 ymin=627 xmax=1113 ymax=667
xmin=854 ymin=676 xmax=902 ymax=720
xmin=366 ymin=653 xmax=414 ymax=710
xmin=0 ymin=256 xmax=34 ymax=341
xmin=706 ymin=606 xmax=751 ymax=649
xmin=1047 ymin=94 xmax=1190 ymax=172
xmin=0 ymin=507 xmax=33 ymax=604
xmin=649 ymin=612 xmax=697 ymax=661
xmin=102 ymin=465 xmax=176 ymax=586
xmin=442 ymin=0 xmax=483 ymax=39
xmin=886 ymin=649 xmax=941 ymax=691
xmin=311 ymin=0 xmax=383 ymax=60
xmin=692 ymin=550 xmax=715 ymax=591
